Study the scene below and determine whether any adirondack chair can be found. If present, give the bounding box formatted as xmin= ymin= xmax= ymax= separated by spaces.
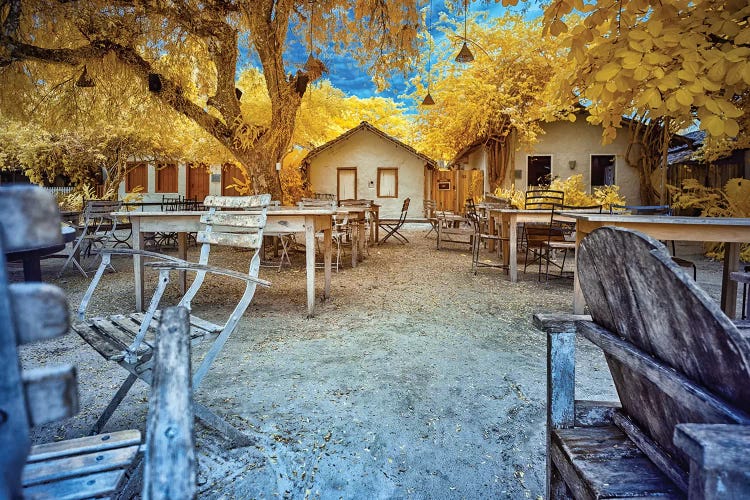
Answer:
xmin=534 ymin=226 xmax=750 ymax=499
xmin=0 ymin=185 xmax=194 ymax=499
xmin=73 ymin=194 xmax=272 ymax=447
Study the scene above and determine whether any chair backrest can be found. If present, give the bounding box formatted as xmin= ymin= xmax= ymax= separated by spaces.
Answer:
xmin=299 ymin=198 xmax=337 ymax=208
xmin=524 ymin=189 xmax=564 ymax=210
xmin=424 ymin=199 xmax=436 ymax=218
xmin=339 ymin=199 xmax=372 ymax=207
xmin=399 ymin=198 xmax=410 ymax=220
xmin=577 ymin=227 xmax=750 ymax=472
xmin=465 ymin=198 xmax=477 ymax=216
xmin=610 ymin=204 xmax=671 ymax=216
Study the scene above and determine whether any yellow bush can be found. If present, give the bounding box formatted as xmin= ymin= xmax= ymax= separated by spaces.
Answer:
xmin=494 ymin=175 xmax=625 ymax=209
xmin=669 ymin=178 xmax=750 ymax=262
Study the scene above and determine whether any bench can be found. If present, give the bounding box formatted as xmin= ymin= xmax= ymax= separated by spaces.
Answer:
xmin=0 ymin=185 xmax=194 ymax=498
xmin=535 ymin=226 xmax=750 ymax=499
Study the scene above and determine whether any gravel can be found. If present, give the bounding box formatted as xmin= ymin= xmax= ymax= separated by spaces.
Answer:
xmin=14 ymin=226 xmax=734 ymax=499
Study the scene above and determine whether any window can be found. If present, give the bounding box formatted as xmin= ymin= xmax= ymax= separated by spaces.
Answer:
xmin=527 ymin=155 xmax=552 ymax=186
xmin=377 ymin=168 xmax=398 ymax=198
xmin=125 ymin=162 xmax=148 ymax=192
xmin=337 ymin=168 xmax=357 ymax=200
xmin=155 ymin=162 xmax=178 ymax=193
xmin=591 ymin=155 xmax=616 ymax=186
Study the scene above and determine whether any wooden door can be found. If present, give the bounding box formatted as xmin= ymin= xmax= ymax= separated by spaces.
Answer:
xmin=187 ymin=163 xmax=210 ymax=202
xmin=337 ymin=168 xmax=357 ymax=200
xmin=221 ymin=163 xmax=244 ymax=196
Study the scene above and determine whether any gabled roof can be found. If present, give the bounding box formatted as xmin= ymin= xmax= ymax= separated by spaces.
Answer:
xmin=301 ymin=121 xmax=436 ymax=168
xmin=449 ymin=135 xmax=506 ymax=168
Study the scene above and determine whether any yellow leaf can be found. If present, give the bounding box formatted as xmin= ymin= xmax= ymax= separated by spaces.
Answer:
xmin=633 ymin=66 xmax=649 ymax=81
xmin=725 ymin=118 xmax=739 ymax=137
xmin=595 ymin=62 xmax=621 ymax=82
xmin=675 ymin=88 xmax=693 ymax=107
xmin=743 ymin=62 xmax=750 ymax=85
xmin=621 ymin=51 xmax=642 ymax=69
xmin=717 ymin=100 xmax=743 ymax=118
xmin=549 ymin=19 xmax=568 ymax=36
xmin=647 ymin=19 xmax=663 ymax=37
xmin=702 ymin=115 xmax=724 ymax=137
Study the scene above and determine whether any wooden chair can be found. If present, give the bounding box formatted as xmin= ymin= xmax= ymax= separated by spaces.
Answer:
xmin=535 ymin=226 xmax=750 ymax=499
xmin=0 ymin=185 xmax=194 ymax=499
xmin=378 ymin=198 xmax=410 ymax=245
xmin=468 ymin=212 xmax=507 ymax=275
xmin=423 ymin=200 xmax=438 ymax=237
xmin=730 ymin=266 xmax=750 ymax=320
xmin=58 ymin=200 xmax=123 ymax=277
xmin=73 ymin=195 xmax=272 ymax=447
xmin=524 ymin=189 xmax=564 ymax=210
xmin=521 ymin=190 xmax=565 ymax=274
xmin=541 ymin=204 xmax=602 ymax=284
xmin=610 ymin=204 xmax=697 ymax=280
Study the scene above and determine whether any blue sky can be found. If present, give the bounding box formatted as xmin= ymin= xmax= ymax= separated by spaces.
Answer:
xmin=241 ymin=2 xmax=543 ymax=111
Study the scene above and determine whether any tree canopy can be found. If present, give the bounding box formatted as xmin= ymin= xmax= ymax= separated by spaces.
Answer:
xmin=0 ymin=0 xmax=427 ymax=199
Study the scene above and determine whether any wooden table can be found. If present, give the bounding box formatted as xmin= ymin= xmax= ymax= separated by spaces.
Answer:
xmin=116 ymin=208 xmax=334 ymax=318
xmin=565 ymin=213 xmax=750 ymax=316
xmin=5 ymin=225 xmax=76 ymax=281
xmin=336 ymin=207 xmax=370 ymax=268
xmin=489 ymin=209 xmax=554 ymax=282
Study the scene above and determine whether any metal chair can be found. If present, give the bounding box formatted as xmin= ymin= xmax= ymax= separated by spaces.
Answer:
xmin=541 ymin=204 xmax=603 ymax=284
xmin=378 ymin=198 xmax=410 ymax=245
xmin=468 ymin=212 xmax=507 ymax=275
xmin=58 ymin=200 xmax=122 ymax=277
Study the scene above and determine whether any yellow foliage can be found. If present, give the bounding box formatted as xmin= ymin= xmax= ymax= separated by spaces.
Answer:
xmin=492 ymin=186 xmax=525 ymax=208
xmin=547 ymin=175 xmax=626 ymax=209
xmin=669 ymin=178 xmax=750 ymax=261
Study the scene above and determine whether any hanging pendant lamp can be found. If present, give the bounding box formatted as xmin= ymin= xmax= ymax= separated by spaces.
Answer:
xmin=421 ymin=0 xmax=435 ymax=106
xmin=75 ymin=65 xmax=95 ymax=88
xmin=304 ymin=0 xmax=318 ymax=72
xmin=455 ymin=0 xmax=474 ymax=63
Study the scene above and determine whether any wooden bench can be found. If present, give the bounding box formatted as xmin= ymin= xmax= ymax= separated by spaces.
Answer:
xmin=0 ymin=185 xmax=194 ymax=499
xmin=535 ymin=226 xmax=750 ymax=499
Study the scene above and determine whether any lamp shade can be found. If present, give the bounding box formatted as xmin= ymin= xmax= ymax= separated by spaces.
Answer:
xmin=455 ymin=42 xmax=474 ymax=63
xmin=421 ymin=92 xmax=435 ymax=106
xmin=75 ymin=66 xmax=95 ymax=88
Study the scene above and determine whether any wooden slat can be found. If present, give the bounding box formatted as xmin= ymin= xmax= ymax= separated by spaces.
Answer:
xmin=9 ymin=283 xmax=69 ymax=344
xmin=22 ymin=365 xmax=78 ymax=427
xmin=552 ymin=426 xmax=682 ymax=499
xmin=23 ymin=469 xmax=125 ymax=500
xmin=151 ymin=310 xmax=221 ymax=335
xmin=579 ymin=321 xmax=750 ymax=426
xmin=90 ymin=317 xmax=148 ymax=357
xmin=0 ymin=186 xmax=62 ymax=252
xmin=574 ymin=400 xmax=620 ymax=427
xmin=143 ymin=306 xmax=196 ymax=499
xmin=196 ymin=230 xmax=262 ymax=249
xmin=203 ymin=194 xmax=270 ymax=208
xmin=612 ymin=411 xmax=689 ymax=492
xmin=72 ymin=321 xmax=124 ymax=361
xmin=200 ymin=212 xmax=264 ymax=228
xmin=110 ymin=314 xmax=156 ymax=350
xmin=28 ymin=431 xmax=141 ymax=463
xmin=22 ymin=444 xmax=139 ymax=486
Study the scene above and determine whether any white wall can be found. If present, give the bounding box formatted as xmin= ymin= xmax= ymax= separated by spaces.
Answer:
xmin=308 ymin=129 xmax=428 ymax=218
xmin=512 ymin=120 xmax=642 ymax=205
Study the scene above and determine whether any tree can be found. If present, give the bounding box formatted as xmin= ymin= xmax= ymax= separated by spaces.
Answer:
xmin=522 ymin=0 xmax=750 ymax=145
xmin=413 ymin=13 xmax=573 ymax=189
xmin=0 ymin=0 xmax=424 ymax=200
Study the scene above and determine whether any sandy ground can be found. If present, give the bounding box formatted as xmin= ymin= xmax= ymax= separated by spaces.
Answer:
xmin=14 ymin=225 xmax=737 ymax=499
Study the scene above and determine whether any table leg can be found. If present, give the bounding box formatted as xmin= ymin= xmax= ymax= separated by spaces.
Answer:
xmin=133 ymin=218 xmax=144 ymax=312
xmin=509 ymin=217 xmax=518 ymax=283
xmin=573 ymin=230 xmax=586 ymax=314
xmin=177 ymin=232 xmax=188 ymax=294
xmin=721 ymin=242 xmax=740 ymax=317
xmin=488 ymin=214 xmax=496 ymax=253
xmin=358 ymin=218 xmax=365 ymax=261
xmin=324 ymin=226 xmax=332 ymax=300
xmin=305 ymin=221 xmax=316 ymax=317
xmin=351 ymin=220 xmax=359 ymax=268
xmin=22 ymin=256 xmax=42 ymax=282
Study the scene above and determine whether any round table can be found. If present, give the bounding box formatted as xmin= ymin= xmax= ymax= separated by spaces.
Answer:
xmin=4 ymin=225 xmax=76 ymax=281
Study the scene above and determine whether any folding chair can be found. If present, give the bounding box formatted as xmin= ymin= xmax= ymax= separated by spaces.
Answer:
xmin=58 ymin=200 xmax=122 ymax=277
xmin=72 ymin=195 xmax=272 ymax=447
xmin=0 ymin=185 xmax=194 ymax=499
xmin=378 ymin=198 xmax=410 ymax=245
xmin=541 ymin=203 xmax=602 ymax=284
xmin=423 ymin=199 xmax=438 ymax=237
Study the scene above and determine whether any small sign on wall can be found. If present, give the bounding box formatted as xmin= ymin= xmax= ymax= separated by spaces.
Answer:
xmin=210 ymin=174 xmax=221 ymax=183
xmin=437 ymin=180 xmax=451 ymax=191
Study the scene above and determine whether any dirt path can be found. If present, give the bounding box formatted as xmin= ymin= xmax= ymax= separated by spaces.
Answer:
xmin=18 ymin=227 xmax=729 ymax=498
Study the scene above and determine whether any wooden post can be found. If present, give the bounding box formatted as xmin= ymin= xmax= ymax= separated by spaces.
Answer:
xmin=143 ymin=306 xmax=195 ymax=500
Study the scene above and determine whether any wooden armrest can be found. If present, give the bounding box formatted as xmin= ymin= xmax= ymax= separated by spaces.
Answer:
xmin=147 ymin=262 xmax=271 ymax=287
xmin=533 ymin=313 xmax=592 ymax=334
xmin=100 ymin=248 xmax=186 ymax=263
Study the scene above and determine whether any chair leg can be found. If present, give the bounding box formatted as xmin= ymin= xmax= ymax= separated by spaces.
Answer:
xmin=91 ymin=372 xmax=139 ymax=434
xmin=194 ymin=403 xmax=254 ymax=448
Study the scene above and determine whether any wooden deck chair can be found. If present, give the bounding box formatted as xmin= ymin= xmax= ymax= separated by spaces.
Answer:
xmin=73 ymin=194 xmax=272 ymax=447
xmin=0 ymin=185 xmax=194 ymax=499
xmin=378 ymin=198 xmax=410 ymax=245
